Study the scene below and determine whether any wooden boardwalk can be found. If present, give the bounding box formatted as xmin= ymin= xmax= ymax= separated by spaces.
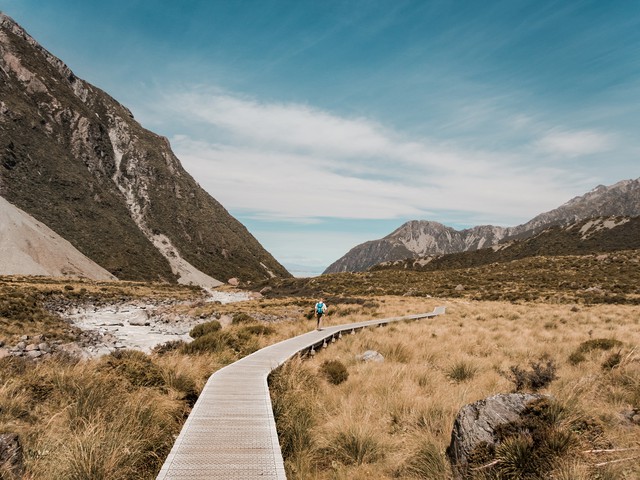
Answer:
xmin=156 ymin=306 xmax=446 ymax=479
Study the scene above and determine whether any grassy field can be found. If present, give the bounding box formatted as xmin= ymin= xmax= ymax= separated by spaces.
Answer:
xmin=269 ymin=299 xmax=640 ymax=479
xmin=0 ymin=263 xmax=639 ymax=478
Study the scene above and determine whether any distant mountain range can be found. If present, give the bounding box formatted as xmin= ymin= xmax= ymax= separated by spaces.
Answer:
xmin=371 ymin=215 xmax=640 ymax=273
xmin=0 ymin=13 xmax=290 ymax=284
xmin=324 ymin=178 xmax=640 ymax=273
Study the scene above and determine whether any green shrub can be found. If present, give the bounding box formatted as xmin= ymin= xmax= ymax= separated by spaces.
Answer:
xmin=189 ymin=320 xmax=222 ymax=338
xmin=320 ymin=359 xmax=349 ymax=385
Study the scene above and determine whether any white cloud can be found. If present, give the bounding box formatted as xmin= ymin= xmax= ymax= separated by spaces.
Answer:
xmin=162 ymin=89 xmax=596 ymax=226
xmin=536 ymin=129 xmax=613 ymax=157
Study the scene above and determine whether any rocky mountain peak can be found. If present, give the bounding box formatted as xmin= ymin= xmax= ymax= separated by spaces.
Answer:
xmin=1 ymin=14 xmax=290 ymax=284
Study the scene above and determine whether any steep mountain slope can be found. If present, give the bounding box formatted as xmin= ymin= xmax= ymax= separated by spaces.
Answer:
xmin=372 ymin=216 xmax=640 ymax=273
xmin=325 ymin=178 xmax=640 ymax=273
xmin=0 ymin=13 xmax=289 ymax=284
xmin=0 ymin=196 xmax=117 ymax=279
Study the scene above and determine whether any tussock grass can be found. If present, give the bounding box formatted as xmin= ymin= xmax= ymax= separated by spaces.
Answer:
xmin=270 ymin=299 xmax=640 ymax=479
xmin=2 ymin=275 xmax=640 ymax=478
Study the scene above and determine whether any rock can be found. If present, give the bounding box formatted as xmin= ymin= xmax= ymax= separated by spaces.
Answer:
xmin=228 ymin=277 xmax=239 ymax=286
xmin=446 ymin=393 xmax=546 ymax=478
xmin=0 ymin=433 xmax=24 ymax=479
xmin=128 ymin=310 xmax=149 ymax=326
xmin=25 ymin=350 xmax=42 ymax=359
xmin=218 ymin=314 xmax=233 ymax=328
xmin=259 ymin=286 xmax=272 ymax=295
xmin=455 ymin=284 xmax=465 ymax=291
xmin=14 ymin=342 xmax=26 ymax=351
xmin=0 ymin=348 xmax=10 ymax=359
xmin=38 ymin=342 xmax=52 ymax=353
xmin=57 ymin=342 xmax=88 ymax=359
xmin=19 ymin=335 xmax=28 ymax=342
xmin=114 ymin=342 xmax=125 ymax=349
xmin=356 ymin=350 xmax=384 ymax=363
xmin=25 ymin=344 xmax=39 ymax=352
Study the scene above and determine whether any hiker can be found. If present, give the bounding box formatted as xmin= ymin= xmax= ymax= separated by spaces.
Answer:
xmin=315 ymin=298 xmax=327 ymax=330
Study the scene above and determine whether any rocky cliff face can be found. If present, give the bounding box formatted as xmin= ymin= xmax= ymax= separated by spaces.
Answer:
xmin=0 ymin=13 xmax=290 ymax=284
xmin=325 ymin=178 xmax=640 ymax=273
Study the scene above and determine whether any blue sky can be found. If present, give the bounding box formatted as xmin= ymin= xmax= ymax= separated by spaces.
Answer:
xmin=2 ymin=1 xmax=639 ymax=274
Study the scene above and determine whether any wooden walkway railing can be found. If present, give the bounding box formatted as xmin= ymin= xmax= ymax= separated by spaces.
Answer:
xmin=156 ymin=306 xmax=446 ymax=479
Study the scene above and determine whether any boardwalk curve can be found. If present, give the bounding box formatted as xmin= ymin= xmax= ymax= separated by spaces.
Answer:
xmin=157 ymin=307 xmax=446 ymax=479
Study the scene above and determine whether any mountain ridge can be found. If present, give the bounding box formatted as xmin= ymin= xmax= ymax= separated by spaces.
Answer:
xmin=324 ymin=177 xmax=640 ymax=273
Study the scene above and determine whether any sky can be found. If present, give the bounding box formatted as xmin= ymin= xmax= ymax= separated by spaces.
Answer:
xmin=2 ymin=1 xmax=639 ymax=275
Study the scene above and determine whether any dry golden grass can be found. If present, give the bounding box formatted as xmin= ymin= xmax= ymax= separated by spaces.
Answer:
xmin=271 ymin=299 xmax=640 ymax=479
xmin=2 ymin=272 xmax=639 ymax=478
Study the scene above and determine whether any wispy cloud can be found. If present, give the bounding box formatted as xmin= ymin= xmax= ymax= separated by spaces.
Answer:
xmin=535 ymin=129 xmax=614 ymax=157
xmin=163 ymin=89 xmax=596 ymax=226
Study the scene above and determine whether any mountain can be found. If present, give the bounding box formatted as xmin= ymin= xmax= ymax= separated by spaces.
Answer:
xmin=0 ymin=13 xmax=290 ymax=285
xmin=0 ymin=196 xmax=116 ymax=279
xmin=372 ymin=215 xmax=640 ymax=273
xmin=324 ymin=178 xmax=640 ymax=273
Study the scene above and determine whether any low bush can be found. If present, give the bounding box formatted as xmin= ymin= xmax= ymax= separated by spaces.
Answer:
xmin=241 ymin=324 xmax=275 ymax=336
xmin=568 ymin=338 xmax=623 ymax=367
xmin=320 ymin=360 xmax=349 ymax=385
xmin=507 ymin=358 xmax=557 ymax=392
xmin=100 ymin=350 xmax=166 ymax=389
xmin=601 ymin=352 xmax=622 ymax=370
xmin=232 ymin=312 xmax=255 ymax=324
xmin=152 ymin=340 xmax=185 ymax=355
xmin=189 ymin=320 xmax=222 ymax=338
xmin=576 ymin=338 xmax=622 ymax=353
xmin=180 ymin=329 xmax=258 ymax=356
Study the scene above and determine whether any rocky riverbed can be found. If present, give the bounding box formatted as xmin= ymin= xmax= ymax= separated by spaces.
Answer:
xmin=0 ymin=289 xmax=255 ymax=360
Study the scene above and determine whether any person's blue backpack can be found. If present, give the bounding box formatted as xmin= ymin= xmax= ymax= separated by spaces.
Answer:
xmin=316 ymin=302 xmax=325 ymax=314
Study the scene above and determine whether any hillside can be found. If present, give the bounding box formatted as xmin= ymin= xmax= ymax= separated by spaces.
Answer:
xmin=324 ymin=178 xmax=640 ymax=273
xmin=0 ymin=13 xmax=290 ymax=284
